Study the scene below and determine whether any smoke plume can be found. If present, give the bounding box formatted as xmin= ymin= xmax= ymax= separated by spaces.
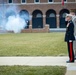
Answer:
xmin=0 ymin=5 xmax=30 ymax=33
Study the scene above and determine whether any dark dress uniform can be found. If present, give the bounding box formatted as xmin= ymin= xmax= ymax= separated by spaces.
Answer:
xmin=65 ymin=20 xmax=75 ymax=62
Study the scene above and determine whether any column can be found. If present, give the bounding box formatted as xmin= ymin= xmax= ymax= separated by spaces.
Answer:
xmin=30 ymin=15 xmax=32 ymax=25
xmin=56 ymin=14 xmax=60 ymax=28
xmin=43 ymin=15 xmax=46 ymax=28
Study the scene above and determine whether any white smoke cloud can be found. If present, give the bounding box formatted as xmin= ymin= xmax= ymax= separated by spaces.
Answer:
xmin=0 ymin=5 xmax=30 ymax=33
xmin=5 ymin=15 xmax=26 ymax=33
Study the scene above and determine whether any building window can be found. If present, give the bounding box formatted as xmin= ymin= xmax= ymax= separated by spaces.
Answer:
xmin=22 ymin=0 xmax=26 ymax=3
xmin=8 ymin=0 xmax=13 ymax=3
xmin=36 ymin=13 xmax=42 ymax=18
xmin=48 ymin=0 xmax=53 ymax=2
xmin=35 ymin=0 xmax=40 ymax=3
xmin=64 ymin=0 xmax=67 ymax=2
xmin=49 ymin=13 xmax=55 ymax=17
xmin=62 ymin=13 xmax=67 ymax=18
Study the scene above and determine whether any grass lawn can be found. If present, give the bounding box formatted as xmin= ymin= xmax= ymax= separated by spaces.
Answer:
xmin=0 ymin=33 xmax=67 ymax=75
xmin=0 ymin=66 xmax=66 ymax=75
xmin=0 ymin=32 xmax=67 ymax=56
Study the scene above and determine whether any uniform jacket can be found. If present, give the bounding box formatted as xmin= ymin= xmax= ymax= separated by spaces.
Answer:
xmin=65 ymin=20 xmax=75 ymax=42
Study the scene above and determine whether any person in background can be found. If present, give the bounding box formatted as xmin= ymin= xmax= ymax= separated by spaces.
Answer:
xmin=65 ymin=14 xmax=75 ymax=63
xmin=70 ymin=12 xmax=76 ymax=58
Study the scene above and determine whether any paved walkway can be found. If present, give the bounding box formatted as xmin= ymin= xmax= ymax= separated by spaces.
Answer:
xmin=0 ymin=56 xmax=68 ymax=66
xmin=0 ymin=56 xmax=76 ymax=75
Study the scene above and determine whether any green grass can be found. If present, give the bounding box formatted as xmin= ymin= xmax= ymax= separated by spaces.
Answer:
xmin=0 ymin=33 xmax=67 ymax=75
xmin=0 ymin=66 xmax=66 ymax=75
xmin=0 ymin=33 xmax=67 ymax=56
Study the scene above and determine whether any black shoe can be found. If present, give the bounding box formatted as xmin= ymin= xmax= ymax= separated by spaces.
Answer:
xmin=66 ymin=60 xmax=74 ymax=63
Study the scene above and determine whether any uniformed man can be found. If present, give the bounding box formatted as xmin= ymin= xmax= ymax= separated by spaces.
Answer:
xmin=65 ymin=14 xmax=75 ymax=63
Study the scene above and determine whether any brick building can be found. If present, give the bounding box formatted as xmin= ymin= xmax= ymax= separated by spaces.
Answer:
xmin=0 ymin=0 xmax=76 ymax=32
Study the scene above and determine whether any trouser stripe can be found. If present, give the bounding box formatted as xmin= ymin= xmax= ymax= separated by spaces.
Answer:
xmin=69 ymin=42 xmax=73 ymax=61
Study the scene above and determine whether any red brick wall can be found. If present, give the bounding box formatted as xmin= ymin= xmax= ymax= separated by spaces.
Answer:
xmin=18 ymin=4 xmax=71 ymax=15
xmin=27 ymin=0 xmax=34 ymax=3
xmin=13 ymin=0 xmax=21 ymax=3
xmin=54 ymin=0 xmax=61 ymax=2
xmin=0 ymin=0 xmax=7 ymax=4
xmin=40 ymin=0 xmax=47 ymax=3
xmin=68 ymin=0 xmax=75 ymax=2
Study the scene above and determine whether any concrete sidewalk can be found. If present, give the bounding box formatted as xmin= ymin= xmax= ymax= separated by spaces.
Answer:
xmin=0 ymin=56 xmax=68 ymax=66
xmin=0 ymin=56 xmax=76 ymax=75
xmin=65 ymin=63 xmax=76 ymax=75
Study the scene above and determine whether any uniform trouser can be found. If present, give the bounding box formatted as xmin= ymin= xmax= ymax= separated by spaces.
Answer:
xmin=67 ymin=41 xmax=74 ymax=61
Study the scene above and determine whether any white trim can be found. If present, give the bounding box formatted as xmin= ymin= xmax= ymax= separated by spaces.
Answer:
xmin=22 ymin=2 xmax=76 ymax=5
xmin=34 ymin=0 xmax=40 ymax=4
xmin=43 ymin=15 xmax=46 ymax=17
xmin=8 ymin=0 xmax=13 ymax=4
xmin=56 ymin=15 xmax=59 ymax=17
xmin=21 ymin=0 xmax=26 ymax=4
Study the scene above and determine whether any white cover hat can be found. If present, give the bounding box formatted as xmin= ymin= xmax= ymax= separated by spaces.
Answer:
xmin=66 ymin=14 xmax=72 ymax=17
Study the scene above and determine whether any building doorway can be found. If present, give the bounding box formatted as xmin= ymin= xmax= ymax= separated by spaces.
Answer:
xmin=19 ymin=10 xmax=30 ymax=29
xmin=32 ymin=10 xmax=43 ymax=28
xmin=46 ymin=9 xmax=56 ymax=28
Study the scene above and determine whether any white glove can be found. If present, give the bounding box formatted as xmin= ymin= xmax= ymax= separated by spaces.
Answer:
xmin=69 ymin=40 xmax=72 ymax=42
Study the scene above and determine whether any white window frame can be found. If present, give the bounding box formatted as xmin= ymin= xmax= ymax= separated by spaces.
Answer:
xmin=8 ymin=0 xmax=13 ymax=4
xmin=34 ymin=0 xmax=40 ymax=4
xmin=48 ymin=0 xmax=54 ymax=3
xmin=21 ymin=0 xmax=26 ymax=4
